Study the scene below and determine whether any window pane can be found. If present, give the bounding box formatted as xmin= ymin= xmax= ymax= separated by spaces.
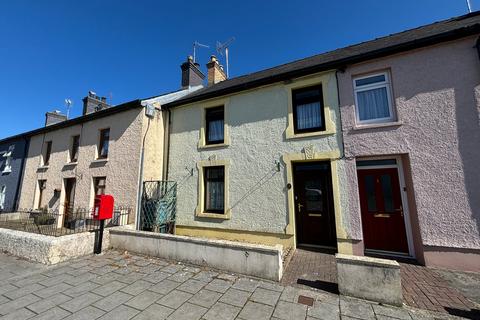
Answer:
xmin=380 ymin=174 xmax=394 ymax=212
xmin=208 ymin=119 xmax=224 ymax=142
xmin=356 ymin=159 xmax=397 ymax=167
xmin=206 ymin=107 xmax=224 ymax=144
xmin=99 ymin=129 xmax=110 ymax=158
xmin=357 ymin=87 xmax=390 ymax=121
xmin=204 ymin=167 xmax=224 ymax=213
xmin=296 ymin=102 xmax=322 ymax=130
xmin=304 ymin=179 xmax=323 ymax=212
xmin=71 ymin=135 xmax=80 ymax=162
xmin=355 ymin=74 xmax=386 ymax=87
xmin=364 ymin=175 xmax=377 ymax=212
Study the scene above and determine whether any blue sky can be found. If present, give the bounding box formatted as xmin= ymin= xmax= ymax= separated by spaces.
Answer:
xmin=0 ymin=0 xmax=474 ymax=139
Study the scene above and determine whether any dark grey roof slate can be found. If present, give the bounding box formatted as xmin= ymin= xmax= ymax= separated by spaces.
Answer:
xmin=165 ymin=11 xmax=480 ymax=107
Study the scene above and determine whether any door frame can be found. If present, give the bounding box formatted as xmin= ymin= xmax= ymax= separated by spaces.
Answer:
xmin=356 ymin=155 xmax=415 ymax=258
xmin=292 ymin=160 xmax=337 ymax=250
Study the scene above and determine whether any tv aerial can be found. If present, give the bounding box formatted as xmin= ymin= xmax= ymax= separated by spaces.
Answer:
xmin=216 ymin=37 xmax=235 ymax=78
xmin=193 ymin=41 xmax=209 ymax=63
xmin=64 ymin=98 xmax=73 ymax=119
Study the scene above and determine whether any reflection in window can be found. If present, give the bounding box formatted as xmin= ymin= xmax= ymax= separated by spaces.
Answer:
xmin=365 ymin=175 xmax=377 ymax=212
xmin=380 ymin=174 xmax=394 ymax=212
xmin=304 ymin=180 xmax=323 ymax=211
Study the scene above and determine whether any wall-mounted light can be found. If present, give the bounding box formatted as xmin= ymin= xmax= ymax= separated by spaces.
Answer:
xmin=274 ymin=160 xmax=281 ymax=172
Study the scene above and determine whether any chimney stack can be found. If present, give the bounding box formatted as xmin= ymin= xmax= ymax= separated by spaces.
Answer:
xmin=45 ymin=110 xmax=67 ymax=126
xmin=181 ymin=56 xmax=205 ymax=88
xmin=82 ymin=91 xmax=110 ymax=115
xmin=206 ymin=55 xmax=227 ymax=86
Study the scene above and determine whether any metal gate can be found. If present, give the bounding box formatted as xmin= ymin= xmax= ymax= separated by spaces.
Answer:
xmin=140 ymin=181 xmax=177 ymax=233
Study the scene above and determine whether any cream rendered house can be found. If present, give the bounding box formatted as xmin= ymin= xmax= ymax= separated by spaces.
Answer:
xmin=165 ymin=56 xmax=353 ymax=254
xmin=18 ymin=79 xmax=202 ymax=226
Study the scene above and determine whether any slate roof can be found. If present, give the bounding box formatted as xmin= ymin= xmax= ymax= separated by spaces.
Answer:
xmin=165 ymin=11 xmax=480 ymax=108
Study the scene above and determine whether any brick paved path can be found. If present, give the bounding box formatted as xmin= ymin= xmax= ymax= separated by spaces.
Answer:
xmin=281 ymin=248 xmax=480 ymax=318
xmin=0 ymin=250 xmax=458 ymax=320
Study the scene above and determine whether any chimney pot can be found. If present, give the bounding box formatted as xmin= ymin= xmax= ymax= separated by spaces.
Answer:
xmin=82 ymin=91 xmax=110 ymax=115
xmin=206 ymin=55 xmax=227 ymax=86
xmin=181 ymin=56 xmax=205 ymax=88
xmin=45 ymin=111 xmax=67 ymax=126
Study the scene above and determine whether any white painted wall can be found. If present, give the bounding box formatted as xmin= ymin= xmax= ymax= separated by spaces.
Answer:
xmin=168 ymin=74 xmax=351 ymax=236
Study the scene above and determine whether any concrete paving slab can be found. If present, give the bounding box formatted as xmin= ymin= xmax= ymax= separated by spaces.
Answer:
xmin=131 ymin=303 xmax=174 ymax=320
xmin=237 ymin=301 xmax=274 ymax=320
xmin=203 ymin=301 xmax=240 ymax=320
xmin=272 ymin=300 xmax=308 ymax=320
xmin=218 ymin=288 xmax=251 ymax=307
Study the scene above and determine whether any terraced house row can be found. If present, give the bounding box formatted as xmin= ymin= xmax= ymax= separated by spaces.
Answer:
xmin=0 ymin=12 xmax=479 ymax=272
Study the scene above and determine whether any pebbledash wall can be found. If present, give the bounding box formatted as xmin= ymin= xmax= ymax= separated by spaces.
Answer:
xmin=168 ymin=71 xmax=357 ymax=254
xmin=18 ymin=107 xmax=145 ymax=219
xmin=0 ymin=136 xmax=28 ymax=212
xmin=338 ymin=36 xmax=480 ymax=271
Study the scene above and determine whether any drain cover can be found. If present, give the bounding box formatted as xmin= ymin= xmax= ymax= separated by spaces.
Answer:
xmin=297 ymin=295 xmax=314 ymax=306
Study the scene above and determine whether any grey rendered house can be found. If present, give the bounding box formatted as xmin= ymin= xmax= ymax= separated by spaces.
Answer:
xmin=0 ymin=135 xmax=29 ymax=213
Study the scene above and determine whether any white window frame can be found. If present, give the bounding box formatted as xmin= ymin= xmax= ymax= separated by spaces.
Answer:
xmin=0 ymin=185 xmax=6 ymax=210
xmin=353 ymin=72 xmax=395 ymax=125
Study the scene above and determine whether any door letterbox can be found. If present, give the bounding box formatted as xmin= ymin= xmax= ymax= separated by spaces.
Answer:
xmin=93 ymin=194 xmax=114 ymax=220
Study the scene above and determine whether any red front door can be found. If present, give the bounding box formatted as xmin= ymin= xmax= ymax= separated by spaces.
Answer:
xmin=357 ymin=167 xmax=409 ymax=254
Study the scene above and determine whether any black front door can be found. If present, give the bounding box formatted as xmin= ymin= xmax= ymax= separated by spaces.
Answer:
xmin=293 ymin=162 xmax=337 ymax=247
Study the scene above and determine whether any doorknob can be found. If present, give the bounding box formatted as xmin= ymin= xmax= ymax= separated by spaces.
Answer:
xmin=297 ymin=203 xmax=304 ymax=212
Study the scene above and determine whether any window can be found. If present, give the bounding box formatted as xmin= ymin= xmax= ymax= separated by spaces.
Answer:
xmin=353 ymin=72 xmax=395 ymax=124
xmin=98 ymin=129 xmax=110 ymax=159
xmin=1 ymin=147 xmax=13 ymax=173
xmin=70 ymin=135 xmax=80 ymax=163
xmin=205 ymin=107 xmax=224 ymax=145
xmin=93 ymin=177 xmax=106 ymax=196
xmin=43 ymin=141 xmax=52 ymax=166
xmin=203 ymin=166 xmax=225 ymax=214
xmin=292 ymin=85 xmax=325 ymax=133
xmin=37 ymin=180 xmax=47 ymax=209
xmin=0 ymin=186 xmax=5 ymax=210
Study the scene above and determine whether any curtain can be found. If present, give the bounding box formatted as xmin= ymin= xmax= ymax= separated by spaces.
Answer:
xmin=205 ymin=168 xmax=224 ymax=212
xmin=357 ymin=87 xmax=390 ymax=121
xmin=208 ymin=119 xmax=224 ymax=142
xmin=296 ymin=102 xmax=322 ymax=130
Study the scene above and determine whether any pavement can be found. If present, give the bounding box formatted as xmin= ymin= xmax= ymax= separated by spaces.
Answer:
xmin=0 ymin=250 xmax=477 ymax=320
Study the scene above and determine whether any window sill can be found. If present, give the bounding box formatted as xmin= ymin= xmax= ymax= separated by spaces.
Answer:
xmin=198 ymin=142 xmax=229 ymax=150
xmin=65 ymin=162 xmax=78 ymax=166
xmin=93 ymin=158 xmax=108 ymax=163
xmin=2 ymin=168 xmax=11 ymax=174
xmin=195 ymin=210 xmax=231 ymax=220
xmin=353 ymin=121 xmax=403 ymax=131
xmin=38 ymin=165 xmax=49 ymax=170
xmin=285 ymin=128 xmax=336 ymax=140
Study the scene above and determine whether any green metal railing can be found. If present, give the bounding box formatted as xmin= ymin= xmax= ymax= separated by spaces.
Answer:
xmin=140 ymin=181 xmax=177 ymax=233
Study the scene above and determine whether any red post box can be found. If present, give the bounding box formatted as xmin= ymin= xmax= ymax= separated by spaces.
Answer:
xmin=93 ymin=194 xmax=114 ymax=220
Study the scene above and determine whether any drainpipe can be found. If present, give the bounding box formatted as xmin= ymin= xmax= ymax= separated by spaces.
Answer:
xmin=475 ymin=37 xmax=480 ymax=61
xmin=335 ymin=68 xmax=347 ymax=160
xmin=163 ymin=109 xmax=172 ymax=180
xmin=135 ymin=111 xmax=151 ymax=230
xmin=13 ymin=136 xmax=30 ymax=211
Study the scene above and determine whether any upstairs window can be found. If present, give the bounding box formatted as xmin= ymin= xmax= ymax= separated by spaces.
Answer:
xmin=43 ymin=141 xmax=52 ymax=166
xmin=204 ymin=166 xmax=225 ymax=214
xmin=205 ymin=106 xmax=224 ymax=145
xmin=70 ymin=135 xmax=80 ymax=163
xmin=1 ymin=146 xmax=13 ymax=173
xmin=353 ymin=72 xmax=395 ymax=124
xmin=292 ymin=85 xmax=325 ymax=133
xmin=94 ymin=177 xmax=106 ymax=196
xmin=98 ymin=129 xmax=110 ymax=159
